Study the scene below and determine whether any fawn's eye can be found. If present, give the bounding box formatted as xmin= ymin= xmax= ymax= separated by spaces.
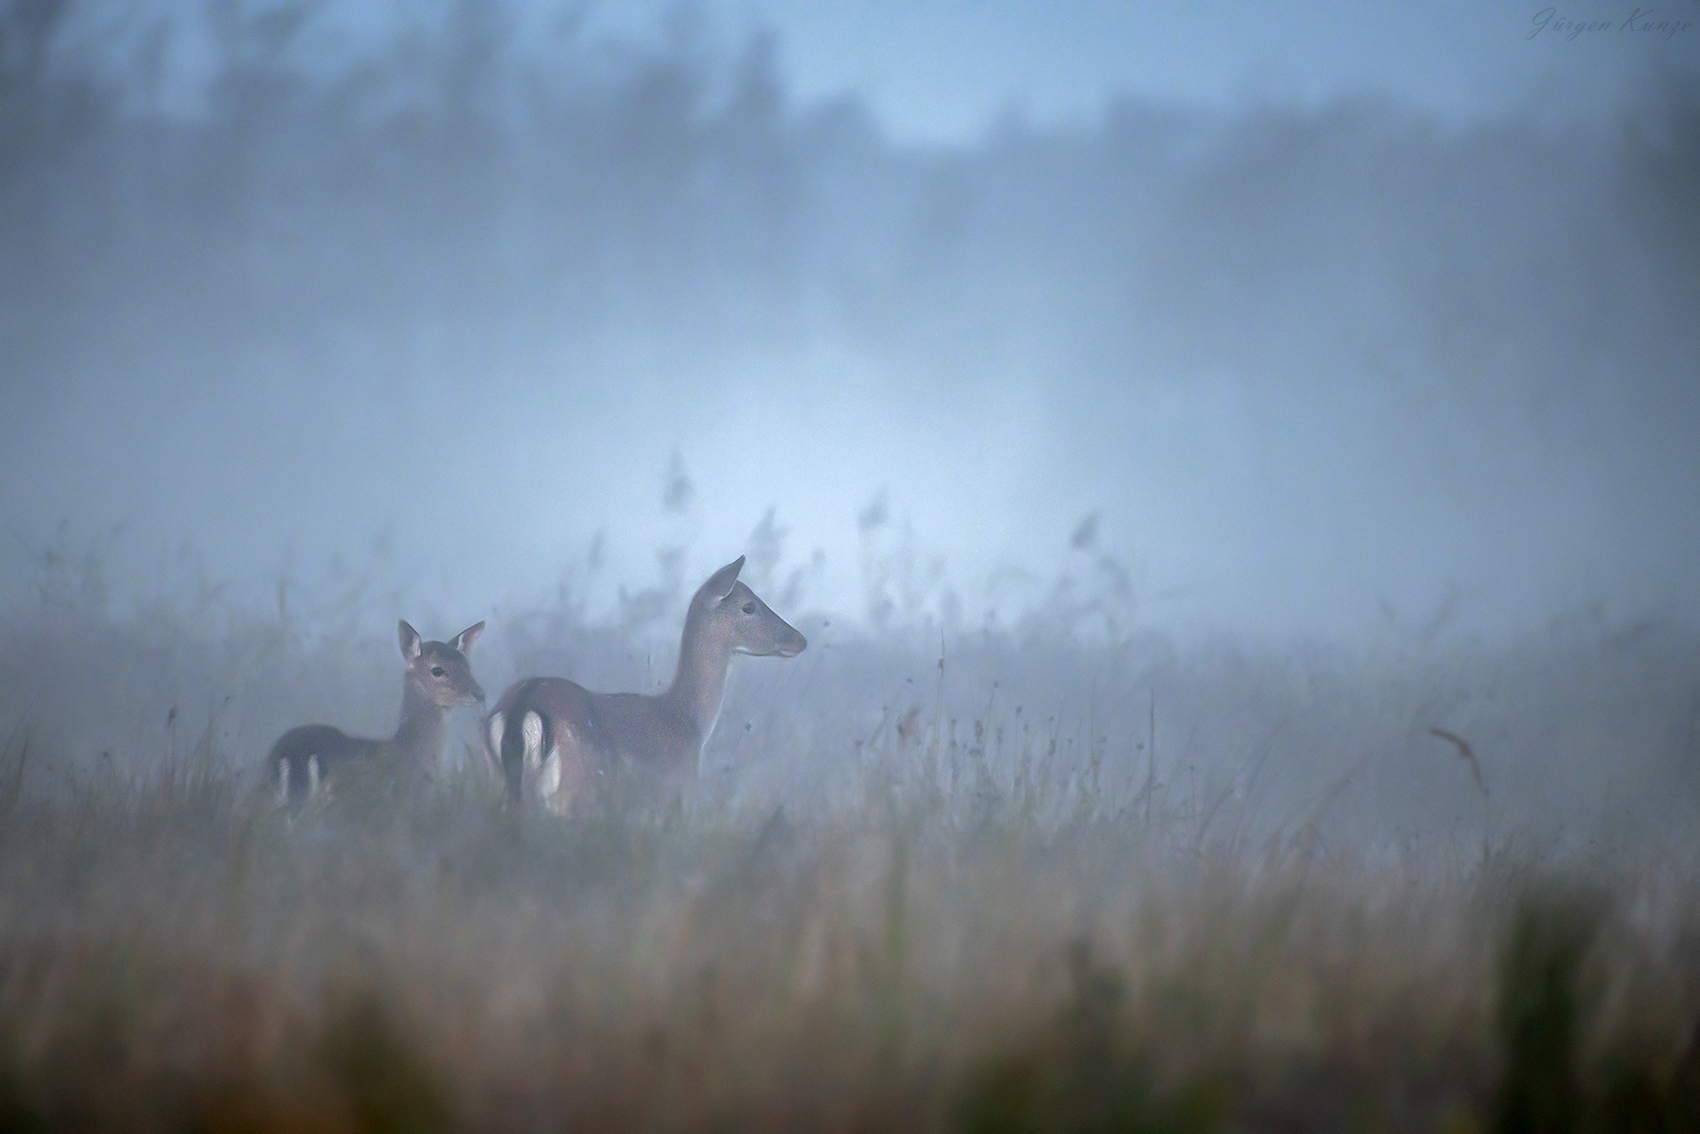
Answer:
xmin=431 ymin=666 xmax=445 ymax=677
xmin=742 ymin=602 xmax=756 ymax=614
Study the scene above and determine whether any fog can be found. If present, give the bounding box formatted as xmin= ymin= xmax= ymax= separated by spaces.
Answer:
xmin=1 ymin=1 xmax=1697 ymax=840
xmin=7 ymin=12 xmax=1700 ymax=1123
xmin=0 ymin=0 xmax=1692 ymax=640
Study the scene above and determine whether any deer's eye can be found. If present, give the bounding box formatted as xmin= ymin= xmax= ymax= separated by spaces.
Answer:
xmin=742 ymin=602 xmax=756 ymax=614
xmin=431 ymin=666 xmax=445 ymax=677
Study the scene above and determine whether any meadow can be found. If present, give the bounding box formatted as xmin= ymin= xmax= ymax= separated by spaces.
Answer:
xmin=3 ymin=4 xmax=1696 ymax=1128
xmin=2 ymin=533 xmax=1698 ymax=1132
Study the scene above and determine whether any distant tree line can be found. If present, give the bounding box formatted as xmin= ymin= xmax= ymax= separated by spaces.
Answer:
xmin=1 ymin=0 xmax=1695 ymax=403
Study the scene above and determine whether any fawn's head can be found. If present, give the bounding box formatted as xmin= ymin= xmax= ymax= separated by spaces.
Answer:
xmin=400 ymin=620 xmax=487 ymax=708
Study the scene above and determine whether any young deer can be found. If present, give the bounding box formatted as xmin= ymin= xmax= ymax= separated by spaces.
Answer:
xmin=486 ymin=556 xmax=805 ymax=811
xmin=268 ymin=620 xmax=485 ymax=804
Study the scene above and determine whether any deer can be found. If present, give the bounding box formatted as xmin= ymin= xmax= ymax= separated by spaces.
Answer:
xmin=486 ymin=556 xmax=805 ymax=812
xmin=267 ymin=620 xmax=485 ymax=804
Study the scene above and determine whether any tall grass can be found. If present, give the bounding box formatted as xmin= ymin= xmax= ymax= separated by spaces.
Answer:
xmin=1 ymin=757 xmax=1698 ymax=1131
xmin=1 ymin=527 xmax=1698 ymax=1129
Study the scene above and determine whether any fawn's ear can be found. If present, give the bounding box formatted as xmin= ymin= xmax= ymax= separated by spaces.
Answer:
xmin=705 ymin=555 xmax=745 ymax=602
xmin=398 ymin=620 xmax=423 ymax=660
xmin=453 ymin=621 xmax=485 ymax=654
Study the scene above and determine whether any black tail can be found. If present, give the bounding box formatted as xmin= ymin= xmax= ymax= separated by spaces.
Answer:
xmin=499 ymin=678 xmax=551 ymax=807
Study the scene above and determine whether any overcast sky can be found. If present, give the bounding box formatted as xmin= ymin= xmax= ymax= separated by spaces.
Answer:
xmin=2 ymin=0 xmax=1696 ymax=644
xmin=600 ymin=0 xmax=1682 ymax=141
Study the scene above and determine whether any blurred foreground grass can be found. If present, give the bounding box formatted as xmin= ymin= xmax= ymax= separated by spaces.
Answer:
xmin=1 ymin=757 xmax=1698 ymax=1134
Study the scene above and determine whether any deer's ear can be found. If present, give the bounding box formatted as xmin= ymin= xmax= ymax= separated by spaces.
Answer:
xmin=398 ymin=620 xmax=422 ymax=660
xmin=454 ymin=621 xmax=485 ymax=654
xmin=705 ymin=556 xmax=745 ymax=601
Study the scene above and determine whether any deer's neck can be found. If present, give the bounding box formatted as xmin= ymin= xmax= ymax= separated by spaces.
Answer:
xmin=389 ymin=676 xmax=446 ymax=764
xmin=663 ymin=608 xmax=732 ymax=745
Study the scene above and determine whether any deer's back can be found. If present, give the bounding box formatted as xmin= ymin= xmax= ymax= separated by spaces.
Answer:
xmin=268 ymin=724 xmax=381 ymax=767
xmin=503 ymin=679 xmax=700 ymax=776
xmin=591 ymin=689 xmax=702 ymax=775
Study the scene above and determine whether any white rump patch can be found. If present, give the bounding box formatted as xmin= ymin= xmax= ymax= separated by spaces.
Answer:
xmin=521 ymin=711 xmax=544 ymax=769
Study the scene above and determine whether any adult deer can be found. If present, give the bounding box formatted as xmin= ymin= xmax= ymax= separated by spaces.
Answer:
xmin=487 ymin=556 xmax=805 ymax=811
xmin=268 ymin=620 xmax=485 ymax=804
